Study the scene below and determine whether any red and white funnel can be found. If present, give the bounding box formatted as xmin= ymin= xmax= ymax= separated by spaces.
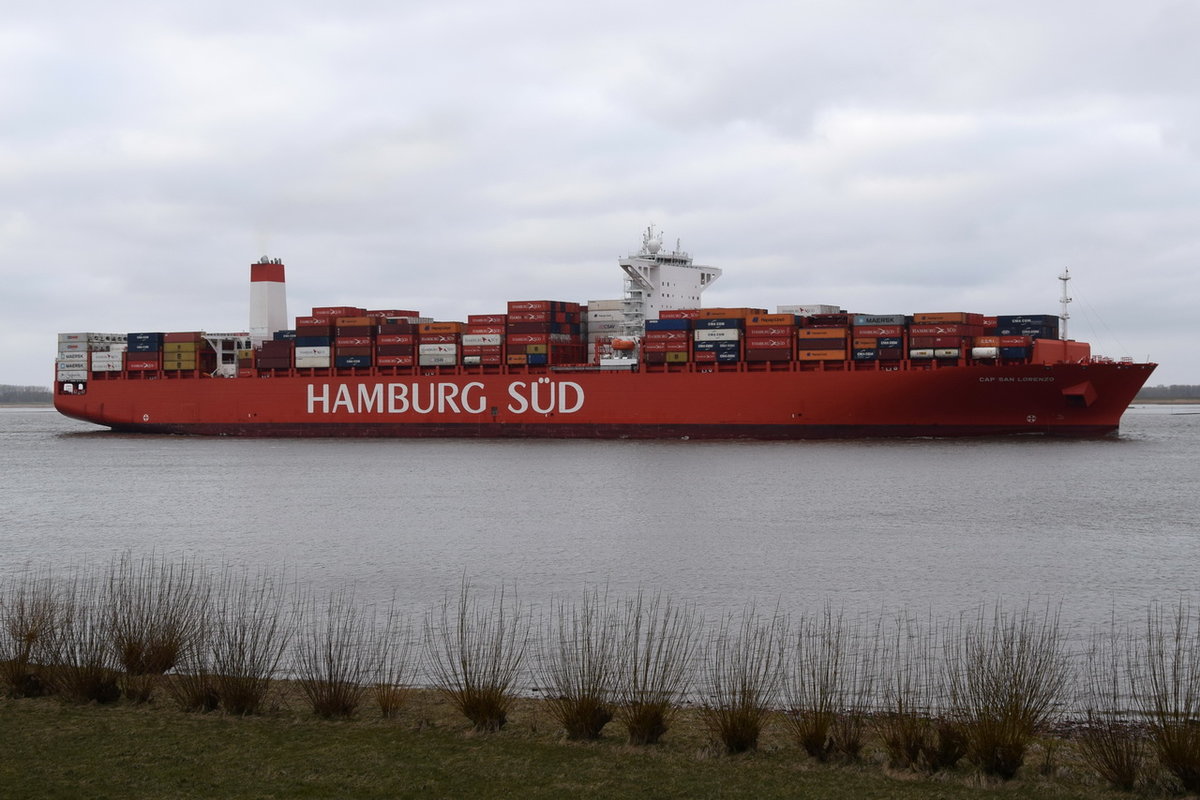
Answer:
xmin=250 ymin=256 xmax=287 ymax=341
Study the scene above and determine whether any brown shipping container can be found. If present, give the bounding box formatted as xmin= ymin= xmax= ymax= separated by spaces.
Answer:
xmin=912 ymin=312 xmax=967 ymax=323
xmin=507 ymin=354 xmax=528 ymax=365
xmin=878 ymin=348 xmax=903 ymax=360
xmin=797 ymin=349 xmax=848 ymax=360
xmin=295 ymin=324 xmax=333 ymax=336
xmin=377 ymin=322 xmax=414 ymax=334
xmin=335 ymin=316 xmax=373 ymax=326
xmin=745 ymin=349 xmax=792 ymax=361
xmin=335 ymin=325 xmax=374 ymax=337
xmin=164 ymin=332 xmax=204 ymax=344
xmin=853 ymin=338 xmax=878 ymax=349
xmin=795 ymin=338 xmax=845 ymax=350
xmin=335 ymin=346 xmax=372 ymax=357
xmin=256 ymin=358 xmax=291 ymax=369
xmin=643 ymin=351 xmax=667 ymax=363
xmin=375 ymin=345 xmax=414 ymax=356
xmin=747 ymin=325 xmax=794 ymax=337
xmin=745 ymin=337 xmax=792 ymax=349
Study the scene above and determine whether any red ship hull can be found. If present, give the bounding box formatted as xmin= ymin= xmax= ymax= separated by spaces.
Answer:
xmin=54 ymin=359 xmax=1156 ymax=439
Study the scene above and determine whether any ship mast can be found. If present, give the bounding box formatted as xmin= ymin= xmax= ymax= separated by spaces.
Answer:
xmin=1058 ymin=268 xmax=1072 ymax=340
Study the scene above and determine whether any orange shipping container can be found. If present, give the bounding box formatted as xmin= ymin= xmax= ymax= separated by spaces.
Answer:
xmin=797 ymin=349 xmax=847 ymax=360
xmin=975 ymin=336 xmax=1000 ymax=346
xmin=419 ymin=322 xmax=465 ymax=334
xmin=335 ymin=316 xmax=374 ymax=326
xmin=798 ymin=328 xmax=847 ymax=339
xmin=506 ymin=354 xmax=528 ymax=365
xmin=853 ymin=338 xmax=878 ymax=349
xmin=746 ymin=313 xmax=797 ymax=325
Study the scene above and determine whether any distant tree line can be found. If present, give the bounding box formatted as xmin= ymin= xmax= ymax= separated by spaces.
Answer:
xmin=1136 ymin=384 xmax=1200 ymax=400
xmin=0 ymin=385 xmax=52 ymax=404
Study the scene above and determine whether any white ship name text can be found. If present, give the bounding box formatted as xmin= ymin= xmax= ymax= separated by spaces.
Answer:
xmin=306 ymin=379 xmax=585 ymax=416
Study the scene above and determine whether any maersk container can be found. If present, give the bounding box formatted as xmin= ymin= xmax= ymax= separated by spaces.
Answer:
xmin=972 ymin=347 xmax=1000 ymax=359
xmin=57 ymin=351 xmax=87 ymax=363
xmin=694 ymin=328 xmax=740 ymax=342
xmin=852 ymin=314 xmax=906 ymax=326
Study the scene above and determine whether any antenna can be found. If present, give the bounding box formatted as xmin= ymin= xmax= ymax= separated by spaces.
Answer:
xmin=1058 ymin=268 xmax=1072 ymax=340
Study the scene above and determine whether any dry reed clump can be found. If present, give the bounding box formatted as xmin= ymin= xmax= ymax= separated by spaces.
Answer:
xmin=104 ymin=552 xmax=207 ymax=703
xmin=537 ymin=588 xmax=617 ymax=740
xmin=1134 ymin=600 xmax=1200 ymax=793
xmin=700 ymin=606 xmax=786 ymax=755
xmin=48 ymin=569 xmax=121 ymax=704
xmin=207 ymin=568 xmax=294 ymax=715
xmin=612 ymin=591 xmax=700 ymax=746
xmin=946 ymin=603 xmax=1070 ymax=781
xmin=423 ymin=580 xmax=529 ymax=732
xmin=873 ymin=612 xmax=936 ymax=770
xmin=293 ymin=587 xmax=372 ymax=719
xmin=783 ymin=607 xmax=878 ymax=763
xmin=0 ymin=568 xmax=59 ymax=698
xmin=370 ymin=599 xmax=414 ymax=719
xmin=1078 ymin=623 xmax=1145 ymax=791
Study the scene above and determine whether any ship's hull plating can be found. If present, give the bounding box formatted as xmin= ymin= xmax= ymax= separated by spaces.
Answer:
xmin=54 ymin=360 xmax=1156 ymax=439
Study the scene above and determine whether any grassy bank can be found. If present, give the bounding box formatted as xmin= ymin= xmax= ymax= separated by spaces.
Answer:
xmin=0 ymin=689 xmax=1136 ymax=800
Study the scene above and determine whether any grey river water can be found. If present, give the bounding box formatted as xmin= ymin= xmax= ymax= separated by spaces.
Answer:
xmin=1 ymin=405 xmax=1197 ymax=635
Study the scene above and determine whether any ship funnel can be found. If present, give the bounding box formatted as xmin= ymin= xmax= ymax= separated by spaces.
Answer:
xmin=250 ymin=256 xmax=288 ymax=342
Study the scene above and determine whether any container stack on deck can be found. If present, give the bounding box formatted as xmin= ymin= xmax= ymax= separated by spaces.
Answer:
xmin=56 ymin=333 xmax=126 ymax=384
xmin=505 ymin=301 xmax=584 ymax=366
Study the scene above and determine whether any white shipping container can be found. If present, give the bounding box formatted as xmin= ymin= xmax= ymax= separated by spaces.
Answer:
xmin=462 ymin=355 xmax=482 ymax=365
xmin=56 ymin=368 xmax=88 ymax=381
xmin=57 ymin=342 xmax=90 ymax=353
xmin=971 ymin=347 xmax=1000 ymax=359
xmin=295 ymin=346 xmax=331 ymax=358
xmin=57 ymin=351 xmax=88 ymax=363
xmin=58 ymin=332 xmax=91 ymax=343
xmin=777 ymin=305 xmax=841 ymax=316
xmin=294 ymin=356 xmax=331 ymax=368
xmin=91 ymin=353 xmax=124 ymax=365
xmin=419 ymin=343 xmax=458 ymax=355
xmin=586 ymin=299 xmax=624 ymax=311
xmin=909 ymin=348 xmax=935 ymax=359
xmin=91 ymin=362 xmax=123 ymax=372
xmin=586 ymin=310 xmax=625 ymax=321
xmin=461 ymin=334 xmax=501 ymax=346
xmin=694 ymin=329 xmax=741 ymax=342
xmin=934 ymin=348 xmax=961 ymax=359
xmin=418 ymin=354 xmax=457 ymax=366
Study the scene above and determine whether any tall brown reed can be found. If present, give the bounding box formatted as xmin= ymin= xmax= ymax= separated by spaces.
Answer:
xmin=208 ymin=568 xmax=294 ymax=715
xmin=1134 ymin=600 xmax=1200 ymax=792
xmin=783 ymin=607 xmax=878 ymax=762
xmin=700 ymin=606 xmax=786 ymax=754
xmin=293 ymin=587 xmax=371 ymax=719
xmin=423 ymin=580 xmax=529 ymax=732
xmin=370 ymin=599 xmax=414 ymax=719
xmin=947 ymin=604 xmax=1070 ymax=780
xmin=874 ymin=612 xmax=935 ymax=770
xmin=104 ymin=552 xmax=207 ymax=702
xmin=537 ymin=588 xmax=617 ymax=740
xmin=1079 ymin=623 xmax=1145 ymax=791
xmin=0 ymin=568 xmax=58 ymax=697
xmin=49 ymin=569 xmax=121 ymax=704
xmin=613 ymin=591 xmax=700 ymax=745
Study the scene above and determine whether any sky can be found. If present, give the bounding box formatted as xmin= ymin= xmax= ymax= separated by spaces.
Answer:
xmin=3 ymin=0 xmax=1198 ymax=386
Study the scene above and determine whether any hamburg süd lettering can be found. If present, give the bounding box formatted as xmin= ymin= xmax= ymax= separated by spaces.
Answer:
xmin=306 ymin=380 xmax=584 ymax=416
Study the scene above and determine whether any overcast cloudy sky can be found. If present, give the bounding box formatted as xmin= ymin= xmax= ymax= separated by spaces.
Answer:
xmin=3 ymin=0 xmax=1197 ymax=386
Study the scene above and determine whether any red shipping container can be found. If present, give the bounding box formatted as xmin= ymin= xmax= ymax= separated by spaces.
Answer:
xmin=312 ymin=306 xmax=364 ymax=318
xmin=238 ymin=368 xmax=256 ymax=378
xmin=468 ymin=314 xmax=508 ymax=325
xmin=643 ymin=330 xmax=690 ymax=342
xmin=365 ymin=309 xmax=420 ymax=319
xmin=375 ymin=345 xmax=414 ymax=356
xmin=335 ymin=325 xmax=374 ymax=337
xmin=507 ymin=333 xmax=549 ymax=345
xmin=745 ymin=337 xmax=792 ymax=349
xmin=466 ymin=325 xmax=505 ymax=335
xmin=853 ymin=325 xmax=903 ymax=337
xmin=507 ymin=300 xmax=552 ymax=312
xmin=909 ymin=324 xmax=972 ymax=336
xmin=377 ymin=334 xmax=414 ymax=346
xmin=999 ymin=335 xmax=1033 ymax=347
xmin=335 ymin=346 xmax=372 ymax=356
xmin=164 ymin=331 xmax=204 ymax=343
xmin=335 ymin=336 xmax=372 ymax=347
xmin=480 ymin=354 xmax=503 ymax=364
xmin=295 ymin=316 xmax=327 ymax=326
xmin=419 ymin=333 xmax=460 ymax=344
xmin=745 ymin=349 xmax=792 ymax=361
xmin=378 ymin=322 xmax=414 ymax=334
xmin=659 ymin=309 xmax=701 ymax=319
xmin=507 ymin=310 xmax=552 ymax=323
xmin=506 ymin=322 xmax=554 ymax=334
xmin=376 ymin=355 xmax=414 ymax=366
xmin=747 ymin=325 xmax=794 ymax=337
xmin=692 ymin=350 xmax=717 ymax=361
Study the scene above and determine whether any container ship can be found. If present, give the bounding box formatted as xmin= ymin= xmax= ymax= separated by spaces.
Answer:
xmin=53 ymin=228 xmax=1156 ymax=439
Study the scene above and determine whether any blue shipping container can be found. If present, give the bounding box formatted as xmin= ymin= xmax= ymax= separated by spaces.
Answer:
xmin=644 ymin=318 xmax=692 ymax=331
xmin=335 ymin=355 xmax=372 ymax=368
xmin=294 ymin=336 xmax=332 ymax=347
